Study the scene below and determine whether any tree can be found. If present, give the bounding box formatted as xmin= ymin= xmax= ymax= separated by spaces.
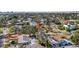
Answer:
xmin=0 ymin=28 xmax=3 ymax=33
xmin=58 ymin=25 xmax=65 ymax=30
xmin=71 ymin=29 xmax=79 ymax=45
xmin=45 ymin=40 xmax=52 ymax=48
xmin=22 ymin=24 xmax=38 ymax=34
xmin=0 ymin=16 xmax=6 ymax=27
xmin=10 ymin=40 xmax=17 ymax=45
xmin=11 ymin=19 xmax=17 ymax=25
xmin=8 ymin=26 xmax=15 ymax=34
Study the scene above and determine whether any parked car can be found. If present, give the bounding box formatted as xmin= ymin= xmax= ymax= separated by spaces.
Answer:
xmin=58 ymin=39 xmax=73 ymax=47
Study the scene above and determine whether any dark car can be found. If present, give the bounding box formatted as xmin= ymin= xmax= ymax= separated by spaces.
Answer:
xmin=58 ymin=39 xmax=73 ymax=47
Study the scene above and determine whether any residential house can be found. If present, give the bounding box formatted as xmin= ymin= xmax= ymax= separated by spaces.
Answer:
xmin=30 ymin=21 xmax=37 ymax=26
xmin=47 ymin=36 xmax=58 ymax=47
xmin=18 ymin=34 xmax=30 ymax=44
xmin=64 ymin=20 xmax=76 ymax=31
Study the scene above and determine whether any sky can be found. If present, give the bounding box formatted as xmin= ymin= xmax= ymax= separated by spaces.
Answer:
xmin=0 ymin=0 xmax=79 ymax=12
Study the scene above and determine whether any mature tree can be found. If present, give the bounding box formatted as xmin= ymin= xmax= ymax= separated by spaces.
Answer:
xmin=0 ymin=28 xmax=3 ymax=33
xmin=8 ymin=26 xmax=15 ymax=34
xmin=22 ymin=24 xmax=38 ymax=34
xmin=71 ymin=29 xmax=79 ymax=45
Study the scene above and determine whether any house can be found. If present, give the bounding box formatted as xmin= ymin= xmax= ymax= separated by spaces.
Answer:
xmin=14 ymin=22 xmax=23 ymax=33
xmin=6 ymin=34 xmax=18 ymax=45
xmin=30 ymin=21 xmax=37 ymax=26
xmin=18 ymin=34 xmax=30 ymax=44
xmin=63 ymin=20 xmax=76 ymax=30
xmin=3 ymin=38 xmax=9 ymax=48
xmin=77 ymin=24 xmax=79 ymax=29
xmin=35 ymin=23 xmax=41 ymax=29
xmin=47 ymin=33 xmax=73 ymax=47
xmin=3 ymin=27 xmax=9 ymax=35
xmin=30 ymin=37 xmax=37 ymax=45
xmin=15 ymin=22 xmax=23 ymax=29
xmin=6 ymin=34 xmax=18 ymax=39
xmin=47 ymin=36 xmax=58 ymax=47
xmin=47 ymin=32 xmax=71 ymax=41
xmin=27 ymin=18 xmax=32 ymax=22
xmin=40 ymin=19 xmax=45 ymax=23
xmin=28 ymin=34 xmax=38 ymax=45
xmin=50 ymin=23 xmax=58 ymax=31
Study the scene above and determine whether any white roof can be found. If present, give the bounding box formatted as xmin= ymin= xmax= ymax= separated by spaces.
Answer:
xmin=18 ymin=34 xmax=30 ymax=43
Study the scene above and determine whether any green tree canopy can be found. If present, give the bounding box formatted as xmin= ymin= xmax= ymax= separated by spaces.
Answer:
xmin=71 ymin=29 xmax=79 ymax=45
